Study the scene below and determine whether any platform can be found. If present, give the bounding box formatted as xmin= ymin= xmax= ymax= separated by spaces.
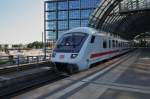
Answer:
xmin=12 ymin=48 xmax=150 ymax=99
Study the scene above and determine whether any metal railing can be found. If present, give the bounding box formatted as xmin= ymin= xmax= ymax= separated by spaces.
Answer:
xmin=0 ymin=55 xmax=51 ymax=66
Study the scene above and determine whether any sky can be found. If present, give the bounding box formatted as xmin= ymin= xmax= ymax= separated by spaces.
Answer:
xmin=0 ymin=0 xmax=45 ymax=44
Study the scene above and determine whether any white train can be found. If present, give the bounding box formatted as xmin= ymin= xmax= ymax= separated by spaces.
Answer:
xmin=51 ymin=27 xmax=131 ymax=73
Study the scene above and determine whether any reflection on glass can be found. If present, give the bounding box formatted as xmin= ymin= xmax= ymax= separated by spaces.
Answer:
xmin=54 ymin=33 xmax=88 ymax=53
xmin=81 ymin=10 xmax=92 ymax=18
xmin=58 ymin=21 xmax=68 ymax=30
xmin=69 ymin=20 xmax=80 ymax=29
xmin=81 ymin=0 xmax=99 ymax=8
xmin=47 ymin=31 xmax=56 ymax=40
xmin=45 ymin=0 xmax=100 ymax=41
xmin=58 ymin=30 xmax=67 ymax=38
xmin=81 ymin=20 xmax=88 ymax=27
xmin=58 ymin=2 xmax=68 ymax=10
xmin=46 ymin=12 xmax=56 ymax=20
xmin=46 ymin=3 xmax=56 ymax=11
xmin=46 ymin=22 xmax=56 ymax=30
xmin=69 ymin=11 xmax=80 ymax=19
xmin=58 ymin=11 xmax=68 ymax=20
xmin=69 ymin=1 xmax=80 ymax=9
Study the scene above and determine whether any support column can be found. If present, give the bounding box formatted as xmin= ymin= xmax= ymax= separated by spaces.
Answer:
xmin=44 ymin=2 xmax=47 ymax=60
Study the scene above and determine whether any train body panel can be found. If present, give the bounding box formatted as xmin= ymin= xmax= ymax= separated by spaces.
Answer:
xmin=51 ymin=27 xmax=132 ymax=73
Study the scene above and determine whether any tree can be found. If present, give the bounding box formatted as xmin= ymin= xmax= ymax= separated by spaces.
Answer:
xmin=27 ymin=41 xmax=44 ymax=49
xmin=4 ymin=44 xmax=8 ymax=49
xmin=12 ymin=44 xmax=23 ymax=49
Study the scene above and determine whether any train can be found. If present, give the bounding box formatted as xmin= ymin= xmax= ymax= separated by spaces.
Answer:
xmin=51 ymin=27 xmax=131 ymax=74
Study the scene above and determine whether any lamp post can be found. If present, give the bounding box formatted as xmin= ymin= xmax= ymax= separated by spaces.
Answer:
xmin=44 ymin=2 xmax=46 ymax=60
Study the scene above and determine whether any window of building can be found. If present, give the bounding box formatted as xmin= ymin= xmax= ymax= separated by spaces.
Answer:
xmin=81 ymin=0 xmax=99 ymax=8
xmin=81 ymin=10 xmax=92 ymax=19
xmin=69 ymin=20 xmax=80 ymax=29
xmin=46 ymin=12 xmax=56 ymax=20
xmin=81 ymin=20 xmax=88 ymax=27
xmin=46 ymin=3 xmax=56 ymax=11
xmin=58 ymin=21 xmax=68 ymax=30
xmin=58 ymin=30 xmax=67 ymax=38
xmin=46 ymin=22 xmax=56 ymax=30
xmin=103 ymin=40 xmax=107 ymax=48
xmin=69 ymin=1 xmax=80 ymax=9
xmin=69 ymin=11 xmax=80 ymax=19
xmin=58 ymin=11 xmax=68 ymax=20
xmin=45 ymin=0 xmax=101 ymax=41
xmin=47 ymin=31 xmax=57 ymax=40
xmin=58 ymin=2 xmax=68 ymax=10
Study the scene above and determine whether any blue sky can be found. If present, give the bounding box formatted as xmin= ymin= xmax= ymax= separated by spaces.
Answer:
xmin=0 ymin=0 xmax=44 ymax=44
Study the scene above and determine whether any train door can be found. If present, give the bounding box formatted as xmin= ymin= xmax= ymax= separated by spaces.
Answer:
xmin=88 ymin=35 xmax=107 ymax=65
xmin=108 ymin=39 xmax=112 ymax=58
xmin=83 ymin=35 xmax=96 ymax=67
xmin=102 ymin=38 xmax=107 ymax=60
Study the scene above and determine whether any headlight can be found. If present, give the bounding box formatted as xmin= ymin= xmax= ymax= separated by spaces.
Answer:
xmin=71 ymin=54 xmax=78 ymax=59
xmin=52 ymin=52 xmax=56 ymax=58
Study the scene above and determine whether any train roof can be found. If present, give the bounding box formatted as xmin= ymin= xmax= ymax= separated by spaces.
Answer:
xmin=63 ymin=27 xmax=128 ymax=41
xmin=65 ymin=27 xmax=108 ymax=36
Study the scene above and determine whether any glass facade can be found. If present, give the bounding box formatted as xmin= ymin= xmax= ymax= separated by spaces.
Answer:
xmin=44 ymin=0 xmax=100 ymax=42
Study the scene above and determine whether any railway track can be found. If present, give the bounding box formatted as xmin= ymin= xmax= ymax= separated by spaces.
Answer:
xmin=0 ymin=67 xmax=67 ymax=98
xmin=0 ymin=50 xmax=135 ymax=98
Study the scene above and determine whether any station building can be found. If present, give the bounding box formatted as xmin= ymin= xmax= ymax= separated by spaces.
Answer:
xmin=44 ymin=0 xmax=100 ymax=42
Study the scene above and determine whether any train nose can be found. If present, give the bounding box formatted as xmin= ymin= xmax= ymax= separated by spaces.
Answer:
xmin=55 ymin=63 xmax=79 ymax=74
xmin=51 ymin=52 xmax=79 ymax=64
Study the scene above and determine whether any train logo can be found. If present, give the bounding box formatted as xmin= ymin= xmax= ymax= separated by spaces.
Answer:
xmin=59 ymin=55 xmax=65 ymax=59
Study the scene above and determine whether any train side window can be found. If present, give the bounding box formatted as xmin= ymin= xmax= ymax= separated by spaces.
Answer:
xmin=109 ymin=40 xmax=111 ymax=48
xmin=123 ymin=42 xmax=125 ymax=47
xmin=90 ymin=36 xmax=95 ymax=43
xmin=116 ymin=40 xmax=118 ymax=48
xmin=120 ymin=42 xmax=121 ymax=47
xmin=103 ymin=40 xmax=107 ymax=48
xmin=112 ymin=40 xmax=115 ymax=48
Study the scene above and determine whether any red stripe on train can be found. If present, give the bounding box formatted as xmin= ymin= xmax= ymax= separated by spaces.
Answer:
xmin=90 ymin=50 xmax=119 ymax=59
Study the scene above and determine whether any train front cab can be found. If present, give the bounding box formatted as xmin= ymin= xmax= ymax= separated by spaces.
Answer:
xmin=51 ymin=32 xmax=90 ymax=74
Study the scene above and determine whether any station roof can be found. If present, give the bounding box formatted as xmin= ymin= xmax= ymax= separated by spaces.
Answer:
xmin=89 ymin=0 xmax=150 ymax=40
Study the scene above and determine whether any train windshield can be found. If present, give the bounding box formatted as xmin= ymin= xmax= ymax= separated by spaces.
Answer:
xmin=54 ymin=32 xmax=88 ymax=53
